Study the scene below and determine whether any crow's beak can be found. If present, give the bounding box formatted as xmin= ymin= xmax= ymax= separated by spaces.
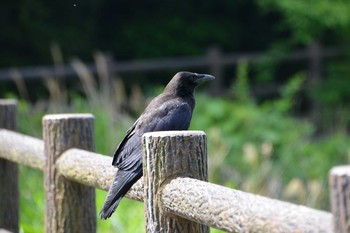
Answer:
xmin=195 ymin=74 xmax=215 ymax=84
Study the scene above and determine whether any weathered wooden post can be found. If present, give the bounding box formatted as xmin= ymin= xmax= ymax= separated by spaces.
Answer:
xmin=0 ymin=99 xmax=18 ymax=233
xmin=329 ymin=165 xmax=350 ymax=233
xmin=43 ymin=114 xmax=96 ymax=233
xmin=142 ymin=131 xmax=209 ymax=233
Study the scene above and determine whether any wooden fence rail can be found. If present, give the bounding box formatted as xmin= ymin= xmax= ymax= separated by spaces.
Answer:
xmin=0 ymin=99 xmax=346 ymax=232
xmin=0 ymin=44 xmax=340 ymax=82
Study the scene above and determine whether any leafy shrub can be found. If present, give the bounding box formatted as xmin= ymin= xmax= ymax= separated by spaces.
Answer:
xmin=191 ymin=62 xmax=349 ymax=210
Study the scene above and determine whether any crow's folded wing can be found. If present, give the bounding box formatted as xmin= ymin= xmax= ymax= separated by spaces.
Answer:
xmin=112 ymin=101 xmax=192 ymax=171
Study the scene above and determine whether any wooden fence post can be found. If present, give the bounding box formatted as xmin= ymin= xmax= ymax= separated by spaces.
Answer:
xmin=0 ymin=100 xmax=18 ymax=233
xmin=43 ymin=114 xmax=96 ymax=233
xmin=308 ymin=41 xmax=323 ymax=126
xmin=329 ymin=165 xmax=350 ymax=233
xmin=142 ymin=131 xmax=209 ymax=233
xmin=207 ymin=47 xmax=224 ymax=95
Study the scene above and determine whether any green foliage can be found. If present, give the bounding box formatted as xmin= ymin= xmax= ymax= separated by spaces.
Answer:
xmin=312 ymin=62 xmax=350 ymax=105
xmin=257 ymin=0 xmax=350 ymax=45
xmin=19 ymin=167 xmax=44 ymax=233
xmin=2 ymin=0 xmax=349 ymax=67
xmin=191 ymin=64 xmax=349 ymax=210
xmin=251 ymin=0 xmax=350 ymax=116
xmin=1 ymin=0 xmax=282 ymax=66
xmin=274 ymin=72 xmax=304 ymax=112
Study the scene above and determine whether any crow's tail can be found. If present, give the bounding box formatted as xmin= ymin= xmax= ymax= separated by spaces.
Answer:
xmin=100 ymin=169 xmax=141 ymax=219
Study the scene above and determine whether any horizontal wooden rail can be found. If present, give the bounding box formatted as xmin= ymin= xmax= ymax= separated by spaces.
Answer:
xmin=57 ymin=148 xmax=144 ymax=201
xmin=161 ymin=177 xmax=332 ymax=232
xmin=0 ymin=130 xmax=44 ymax=170
xmin=0 ymin=129 xmax=143 ymax=201
xmin=0 ymin=46 xmax=341 ymax=81
xmin=0 ymin=128 xmax=334 ymax=232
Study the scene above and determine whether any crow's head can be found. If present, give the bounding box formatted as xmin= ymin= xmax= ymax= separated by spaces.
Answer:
xmin=165 ymin=71 xmax=215 ymax=96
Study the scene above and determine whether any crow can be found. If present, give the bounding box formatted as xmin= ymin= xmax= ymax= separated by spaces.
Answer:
xmin=100 ymin=71 xmax=215 ymax=219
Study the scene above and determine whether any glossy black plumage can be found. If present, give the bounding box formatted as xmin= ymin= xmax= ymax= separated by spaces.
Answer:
xmin=100 ymin=71 xmax=214 ymax=219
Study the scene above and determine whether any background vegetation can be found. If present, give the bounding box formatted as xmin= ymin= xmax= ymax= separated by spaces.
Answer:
xmin=7 ymin=60 xmax=348 ymax=232
xmin=1 ymin=0 xmax=350 ymax=232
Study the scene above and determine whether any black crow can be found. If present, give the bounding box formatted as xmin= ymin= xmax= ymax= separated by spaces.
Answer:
xmin=100 ymin=71 xmax=215 ymax=219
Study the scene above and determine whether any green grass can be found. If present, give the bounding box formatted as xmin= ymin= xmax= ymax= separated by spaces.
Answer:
xmin=19 ymin=167 xmax=44 ymax=233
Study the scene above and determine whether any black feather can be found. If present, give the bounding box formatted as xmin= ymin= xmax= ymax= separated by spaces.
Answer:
xmin=100 ymin=71 xmax=214 ymax=219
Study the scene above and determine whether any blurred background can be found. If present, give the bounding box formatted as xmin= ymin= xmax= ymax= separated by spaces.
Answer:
xmin=1 ymin=0 xmax=350 ymax=232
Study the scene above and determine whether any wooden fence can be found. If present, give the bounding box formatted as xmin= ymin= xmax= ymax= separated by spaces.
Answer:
xmin=0 ymin=43 xmax=341 ymax=96
xmin=0 ymin=99 xmax=349 ymax=232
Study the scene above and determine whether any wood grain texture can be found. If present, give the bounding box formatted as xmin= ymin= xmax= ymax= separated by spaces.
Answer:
xmin=329 ymin=166 xmax=350 ymax=233
xmin=0 ymin=130 xmax=44 ymax=170
xmin=142 ymin=131 xmax=209 ymax=233
xmin=43 ymin=114 xmax=96 ymax=233
xmin=57 ymin=148 xmax=144 ymax=202
xmin=162 ymin=177 xmax=332 ymax=232
xmin=0 ymin=100 xmax=18 ymax=233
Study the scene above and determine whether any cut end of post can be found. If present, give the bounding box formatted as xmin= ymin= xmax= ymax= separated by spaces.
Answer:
xmin=330 ymin=166 xmax=350 ymax=176
xmin=0 ymin=99 xmax=17 ymax=106
xmin=43 ymin=113 xmax=94 ymax=121
xmin=143 ymin=130 xmax=206 ymax=138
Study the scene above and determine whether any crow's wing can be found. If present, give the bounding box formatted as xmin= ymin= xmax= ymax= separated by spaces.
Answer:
xmin=100 ymin=100 xmax=192 ymax=219
xmin=111 ymin=118 xmax=139 ymax=167
xmin=100 ymin=169 xmax=141 ymax=219
xmin=112 ymin=100 xmax=192 ymax=171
